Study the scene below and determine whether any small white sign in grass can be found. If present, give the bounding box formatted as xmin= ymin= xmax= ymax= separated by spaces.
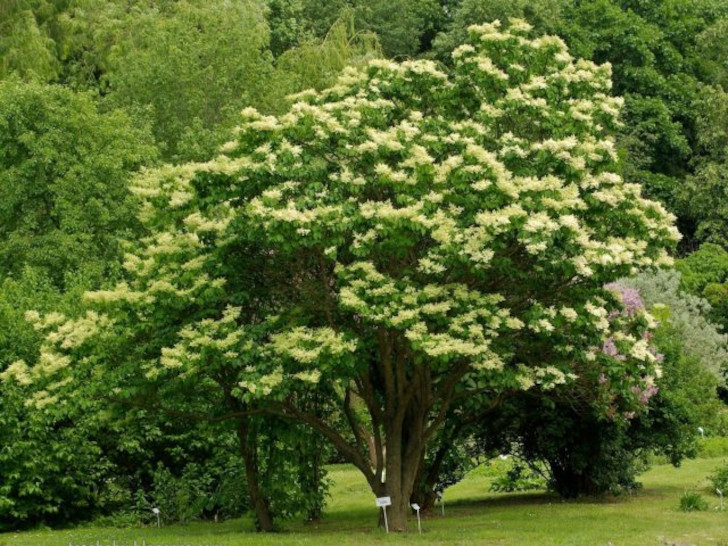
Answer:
xmin=411 ymin=503 xmax=422 ymax=534
xmin=375 ymin=496 xmax=391 ymax=533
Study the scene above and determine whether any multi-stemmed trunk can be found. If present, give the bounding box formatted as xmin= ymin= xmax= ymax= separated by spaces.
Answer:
xmin=265 ymin=328 xmax=478 ymax=532
xmin=236 ymin=419 xmax=275 ymax=532
xmin=370 ymin=414 xmax=427 ymax=531
xmin=410 ymin=441 xmax=451 ymax=515
xmin=346 ymin=329 xmax=465 ymax=531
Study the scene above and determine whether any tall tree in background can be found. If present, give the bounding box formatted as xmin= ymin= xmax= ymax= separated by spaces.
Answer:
xmin=268 ymin=0 xmax=453 ymax=58
xmin=57 ymin=0 xmax=275 ymax=161
xmin=0 ymin=80 xmax=156 ymax=529
xmin=0 ymin=0 xmax=62 ymax=81
xmin=0 ymin=80 xmax=155 ymax=287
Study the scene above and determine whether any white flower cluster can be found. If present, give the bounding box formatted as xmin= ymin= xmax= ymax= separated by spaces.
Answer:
xmin=515 ymin=365 xmax=577 ymax=391
xmin=270 ymin=327 xmax=357 ymax=365
xmin=336 ymin=261 xmax=525 ymax=368
xmin=0 ymin=360 xmax=33 ymax=386
xmin=44 ymin=311 xmax=113 ymax=350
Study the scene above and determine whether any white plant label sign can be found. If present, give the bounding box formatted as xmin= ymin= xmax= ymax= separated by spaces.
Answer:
xmin=376 ymin=496 xmax=392 ymax=507
xmin=411 ymin=503 xmax=422 ymax=534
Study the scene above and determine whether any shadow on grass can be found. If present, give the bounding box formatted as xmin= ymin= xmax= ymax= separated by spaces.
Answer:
xmin=443 ymin=487 xmax=659 ymax=515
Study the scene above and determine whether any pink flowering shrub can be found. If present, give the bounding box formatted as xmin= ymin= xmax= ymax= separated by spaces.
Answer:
xmin=593 ymin=282 xmax=663 ymax=421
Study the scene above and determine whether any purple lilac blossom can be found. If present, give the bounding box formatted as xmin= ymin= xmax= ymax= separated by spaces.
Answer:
xmin=603 ymin=338 xmax=619 ymax=357
xmin=605 ymin=282 xmax=644 ymax=316
xmin=602 ymin=338 xmax=626 ymax=360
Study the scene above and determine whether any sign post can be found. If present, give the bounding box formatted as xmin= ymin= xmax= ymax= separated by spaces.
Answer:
xmin=152 ymin=507 xmax=161 ymax=528
xmin=411 ymin=503 xmax=422 ymax=534
xmin=375 ymin=496 xmax=392 ymax=533
xmin=436 ymin=490 xmax=444 ymax=516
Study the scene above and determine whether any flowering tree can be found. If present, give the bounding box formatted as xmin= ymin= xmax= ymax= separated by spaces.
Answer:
xmin=411 ymin=281 xmax=671 ymax=507
xmin=471 ymin=281 xmax=719 ymax=498
xmin=10 ymin=19 xmax=678 ymax=531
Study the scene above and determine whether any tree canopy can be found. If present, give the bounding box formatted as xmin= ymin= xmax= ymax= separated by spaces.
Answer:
xmin=1 ymin=0 xmax=727 ymax=535
xmin=16 ymin=19 xmax=680 ymax=532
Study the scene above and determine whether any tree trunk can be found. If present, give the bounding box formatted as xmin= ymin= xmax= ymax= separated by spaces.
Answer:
xmin=375 ymin=400 xmax=427 ymax=531
xmin=549 ymin=460 xmax=599 ymax=498
xmin=421 ymin=489 xmax=438 ymax=513
xmin=386 ymin=492 xmax=411 ymax=532
xmin=304 ymin=436 xmax=324 ymax=522
xmin=364 ymin=329 xmax=444 ymax=531
xmin=237 ymin=419 xmax=275 ymax=532
xmin=410 ymin=453 xmax=427 ymax=510
xmin=411 ymin=431 xmax=453 ymax=514
xmin=366 ymin=428 xmax=419 ymax=531
xmin=410 ymin=454 xmax=437 ymax=514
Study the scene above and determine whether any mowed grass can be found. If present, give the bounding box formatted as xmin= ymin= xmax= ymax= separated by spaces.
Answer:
xmin=3 ymin=457 xmax=728 ymax=546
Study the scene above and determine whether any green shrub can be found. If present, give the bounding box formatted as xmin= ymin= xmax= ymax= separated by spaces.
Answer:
xmin=698 ymin=437 xmax=728 ymax=458
xmin=709 ymin=461 xmax=728 ymax=493
xmin=147 ymin=458 xmax=248 ymax=525
xmin=679 ymin=491 xmax=709 ymax=512
xmin=710 ymin=411 xmax=728 ymax=437
xmin=490 ymin=462 xmax=547 ymax=493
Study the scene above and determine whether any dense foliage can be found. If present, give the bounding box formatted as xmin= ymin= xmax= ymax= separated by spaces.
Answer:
xmin=0 ymin=80 xmax=155 ymax=287
xmin=0 ymin=81 xmax=153 ymax=529
xmin=12 ymin=20 xmax=681 ymax=532
xmin=622 ymin=269 xmax=728 ymax=382
xmin=0 ymin=0 xmax=726 ymax=535
xmin=677 ymin=244 xmax=728 ymax=334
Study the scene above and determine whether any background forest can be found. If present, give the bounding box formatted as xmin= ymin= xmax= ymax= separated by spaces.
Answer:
xmin=2 ymin=0 xmax=728 ymax=535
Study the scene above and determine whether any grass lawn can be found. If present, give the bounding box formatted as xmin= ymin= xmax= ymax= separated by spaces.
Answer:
xmin=2 ymin=457 xmax=728 ymax=546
